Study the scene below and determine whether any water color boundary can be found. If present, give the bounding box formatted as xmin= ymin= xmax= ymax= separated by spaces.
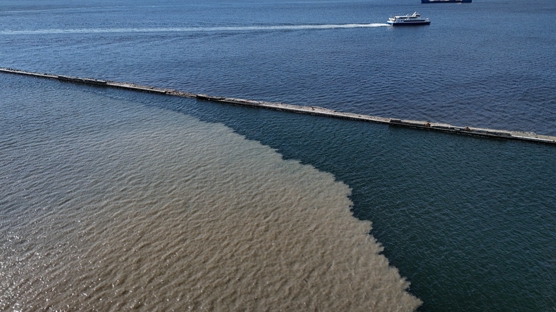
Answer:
xmin=2 ymin=67 xmax=555 ymax=145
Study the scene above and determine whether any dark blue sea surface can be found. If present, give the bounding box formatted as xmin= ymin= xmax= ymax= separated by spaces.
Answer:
xmin=1 ymin=0 xmax=555 ymax=135
xmin=1 ymin=0 xmax=556 ymax=311
xmin=195 ymin=91 xmax=556 ymax=312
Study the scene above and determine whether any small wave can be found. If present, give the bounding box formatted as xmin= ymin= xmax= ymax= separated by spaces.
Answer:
xmin=0 ymin=24 xmax=390 ymax=35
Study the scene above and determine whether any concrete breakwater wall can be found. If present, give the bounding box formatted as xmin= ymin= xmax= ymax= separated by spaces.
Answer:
xmin=2 ymin=67 xmax=555 ymax=145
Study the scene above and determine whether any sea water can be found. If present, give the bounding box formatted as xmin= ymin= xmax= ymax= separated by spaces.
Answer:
xmin=0 ymin=76 xmax=420 ymax=311
xmin=1 ymin=0 xmax=555 ymax=311
xmin=1 ymin=0 xmax=555 ymax=135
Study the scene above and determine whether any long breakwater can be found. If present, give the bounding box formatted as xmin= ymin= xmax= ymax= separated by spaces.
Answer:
xmin=2 ymin=67 xmax=555 ymax=145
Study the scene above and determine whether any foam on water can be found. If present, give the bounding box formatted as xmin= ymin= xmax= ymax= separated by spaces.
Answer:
xmin=0 ymin=24 xmax=389 ymax=35
xmin=0 ymin=77 xmax=420 ymax=310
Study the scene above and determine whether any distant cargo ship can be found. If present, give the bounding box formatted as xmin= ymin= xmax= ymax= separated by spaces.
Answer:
xmin=422 ymin=0 xmax=471 ymax=3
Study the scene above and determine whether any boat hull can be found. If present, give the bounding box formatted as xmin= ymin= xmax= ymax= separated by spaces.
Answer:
xmin=388 ymin=21 xmax=430 ymax=26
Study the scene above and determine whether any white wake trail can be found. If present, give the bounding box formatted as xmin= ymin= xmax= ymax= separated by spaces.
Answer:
xmin=1 ymin=24 xmax=390 ymax=35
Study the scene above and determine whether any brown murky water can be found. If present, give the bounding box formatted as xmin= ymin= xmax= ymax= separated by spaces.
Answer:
xmin=0 ymin=80 xmax=420 ymax=311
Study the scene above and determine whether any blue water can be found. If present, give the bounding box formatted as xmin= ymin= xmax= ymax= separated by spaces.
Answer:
xmin=1 ymin=0 xmax=556 ymax=311
xmin=193 ymin=91 xmax=555 ymax=312
xmin=1 ymin=0 xmax=555 ymax=135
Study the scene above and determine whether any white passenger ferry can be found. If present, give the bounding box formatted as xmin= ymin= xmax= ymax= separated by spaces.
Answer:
xmin=387 ymin=12 xmax=430 ymax=26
